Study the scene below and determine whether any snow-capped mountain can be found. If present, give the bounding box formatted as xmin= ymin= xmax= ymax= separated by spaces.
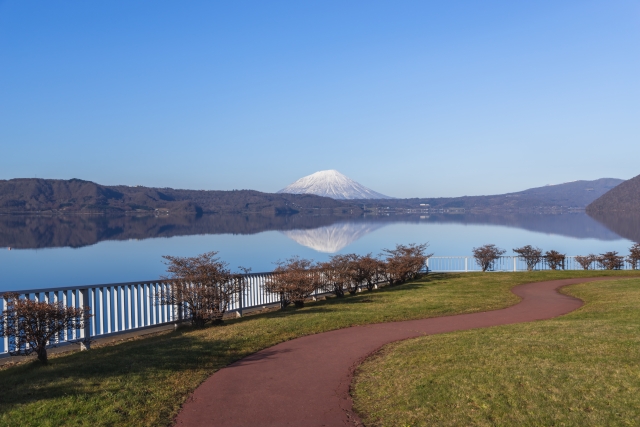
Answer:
xmin=277 ymin=170 xmax=393 ymax=200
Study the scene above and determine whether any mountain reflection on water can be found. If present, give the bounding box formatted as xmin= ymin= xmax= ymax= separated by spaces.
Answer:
xmin=0 ymin=212 xmax=634 ymax=251
xmin=0 ymin=214 xmax=343 ymax=249
xmin=587 ymin=211 xmax=640 ymax=243
xmin=281 ymin=222 xmax=387 ymax=252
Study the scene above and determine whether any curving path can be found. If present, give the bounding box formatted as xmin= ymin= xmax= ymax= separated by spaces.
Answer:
xmin=174 ymin=277 xmax=618 ymax=427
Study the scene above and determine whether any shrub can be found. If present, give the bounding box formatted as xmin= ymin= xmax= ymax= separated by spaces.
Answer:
xmin=597 ymin=251 xmax=624 ymax=270
xmin=0 ymin=293 xmax=91 ymax=364
xmin=265 ymin=257 xmax=321 ymax=308
xmin=342 ymin=254 xmax=365 ymax=295
xmin=545 ymin=250 xmax=566 ymax=270
xmin=627 ymin=243 xmax=640 ymax=270
xmin=160 ymin=251 xmax=248 ymax=327
xmin=320 ymin=254 xmax=354 ymax=298
xmin=354 ymin=254 xmax=386 ymax=291
xmin=382 ymin=243 xmax=432 ymax=285
xmin=575 ymin=254 xmax=597 ymax=270
xmin=472 ymin=244 xmax=506 ymax=272
xmin=513 ymin=245 xmax=543 ymax=271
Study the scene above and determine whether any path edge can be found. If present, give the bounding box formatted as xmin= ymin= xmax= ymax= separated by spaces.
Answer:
xmin=344 ymin=276 xmax=634 ymax=426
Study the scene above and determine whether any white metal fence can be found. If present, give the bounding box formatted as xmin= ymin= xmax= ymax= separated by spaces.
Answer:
xmin=426 ymin=256 xmax=638 ymax=272
xmin=0 ymin=272 xmax=379 ymax=358
xmin=1 ymin=257 xmax=637 ymax=358
xmin=0 ymin=273 xmax=288 ymax=358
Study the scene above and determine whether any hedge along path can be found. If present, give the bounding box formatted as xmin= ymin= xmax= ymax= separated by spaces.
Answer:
xmin=174 ymin=277 xmax=617 ymax=427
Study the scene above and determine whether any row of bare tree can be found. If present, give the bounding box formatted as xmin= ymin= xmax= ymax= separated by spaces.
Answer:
xmin=0 ymin=243 xmax=430 ymax=364
xmin=265 ymin=243 xmax=431 ymax=308
xmin=472 ymin=243 xmax=640 ymax=272
xmin=164 ymin=243 xmax=431 ymax=320
xmin=7 ymin=240 xmax=634 ymax=364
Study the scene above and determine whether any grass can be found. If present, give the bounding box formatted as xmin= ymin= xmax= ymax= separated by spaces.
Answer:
xmin=352 ymin=277 xmax=640 ymax=427
xmin=0 ymin=270 xmax=635 ymax=426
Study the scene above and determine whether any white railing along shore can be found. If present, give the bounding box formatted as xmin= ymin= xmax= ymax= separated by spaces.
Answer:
xmin=0 ymin=272 xmax=380 ymax=358
xmin=1 ymin=256 xmax=636 ymax=358
xmin=425 ymin=255 xmax=637 ymax=272
xmin=0 ymin=273 xmax=284 ymax=358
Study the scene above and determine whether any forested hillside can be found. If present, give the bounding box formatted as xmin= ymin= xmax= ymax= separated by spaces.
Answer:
xmin=0 ymin=179 xmax=357 ymax=215
xmin=586 ymin=174 xmax=640 ymax=213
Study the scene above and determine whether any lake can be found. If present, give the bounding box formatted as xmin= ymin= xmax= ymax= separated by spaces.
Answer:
xmin=0 ymin=212 xmax=638 ymax=292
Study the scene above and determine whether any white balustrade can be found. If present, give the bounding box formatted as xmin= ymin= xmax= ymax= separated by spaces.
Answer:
xmin=2 ymin=258 xmax=636 ymax=358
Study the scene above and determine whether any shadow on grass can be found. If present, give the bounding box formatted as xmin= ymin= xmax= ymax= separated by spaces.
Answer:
xmin=223 ymin=274 xmax=451 ymax=322
xmin=0 ymin=330 xmax=235 ymax=410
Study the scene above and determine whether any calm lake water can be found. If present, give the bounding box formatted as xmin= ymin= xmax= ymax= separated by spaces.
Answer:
xmin=0 ymin=212 xmax=638 ymax=292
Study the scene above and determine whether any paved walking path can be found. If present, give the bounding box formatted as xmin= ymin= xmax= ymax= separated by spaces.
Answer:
xmin=174 ymin=277 xmax=617 ymax=427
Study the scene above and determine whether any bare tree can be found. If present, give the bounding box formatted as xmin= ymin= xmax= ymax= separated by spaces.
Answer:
xmin=575 ymin=254 xmax=597 ymax=270
xmin=343 ymin=254 xmax=365 ymax=295
xmin=320 ymin=254 xmax=353 ymax=298
xmin=265 ymin=257 xmax=321 ymax=308
xmin=597 ymin=251 xmax=625 ymax=270
xmin=0 ymin=293 xmax=91 ymax=364
xmin=627 ymin=243 xmax=640 ymax=270
xmin=160 ymin=251 xmax=248 ymax=327
xmin=355 ymin=254 xmax=386 ymax=291
xmin=545 ymin=250 xmax=566 ymax=270
xmin=513 ymin=245 xmax=543 ymax=271
xmin=382 ymin=243 xmax=432 ymax=285
xmin=472 ymin=244 xmax=506 ymax=272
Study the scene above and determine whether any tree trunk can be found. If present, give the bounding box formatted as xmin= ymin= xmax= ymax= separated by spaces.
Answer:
xmin=36 ymin=345 xmax=48 ymax=364
xmin=279 ymin=292 xmax=290 ymax=309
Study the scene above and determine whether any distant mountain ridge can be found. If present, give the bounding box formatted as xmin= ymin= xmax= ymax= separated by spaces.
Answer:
xmin=0 ymin=176 xmax=623 ymax=216
xmin=586 ymin=173 xmax=640 ymax=213
xmin=359 ymin=178 xmax=623 ymax=212
xmin=278 ymin=170 xmax=392 ymax=200
xmin=0 ymin=178 xmax=358 ymax=215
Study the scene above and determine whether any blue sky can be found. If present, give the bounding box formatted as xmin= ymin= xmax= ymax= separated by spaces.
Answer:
xmin=1 ymin=0 xmax=639 ymax=198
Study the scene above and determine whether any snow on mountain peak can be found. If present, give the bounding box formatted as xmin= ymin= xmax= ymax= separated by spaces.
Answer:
xmin=277 ymin=170 xmax=393 ymax=200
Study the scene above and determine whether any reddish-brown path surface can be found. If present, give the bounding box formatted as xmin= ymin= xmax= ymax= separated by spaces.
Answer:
xmin=175 ymin=277 xmax=616 ymax=427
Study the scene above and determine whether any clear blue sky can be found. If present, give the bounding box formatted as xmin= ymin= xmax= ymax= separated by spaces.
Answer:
xmin=1 ymin=1 xmax=638 ymax=198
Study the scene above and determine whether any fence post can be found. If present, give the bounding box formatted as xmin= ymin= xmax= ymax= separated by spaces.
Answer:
xmin=236 ymin=278 xmax=244 ymax=318
xmin=513 ymin=257 xmax=517 ymax=272
xmin=79 ymin=288 xmax=91 ymax=351
xmin=2 ymin=296 xmax=8 ymax=355
xmin=465 ymin=257 xmax=468 ymax=272
xmin=175 ymin=282 xmax=183 ymax=324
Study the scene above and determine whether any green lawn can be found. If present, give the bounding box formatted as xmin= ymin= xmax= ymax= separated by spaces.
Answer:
xmin=352 ymin=277 xmax=640 ymax=427
xmin=0 ymin=271 xmax=635 ymax=426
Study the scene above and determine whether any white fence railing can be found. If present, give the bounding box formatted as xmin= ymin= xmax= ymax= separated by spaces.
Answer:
xmin=0 ymin=272 xmax=381 ymax=358
xmin=426 ymin=256 xmax=638 ymax=272
xmin=2 ymin=257 xmax=636 ymax=358
xmin=0 ymin=273 xmax=286 ymax=358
